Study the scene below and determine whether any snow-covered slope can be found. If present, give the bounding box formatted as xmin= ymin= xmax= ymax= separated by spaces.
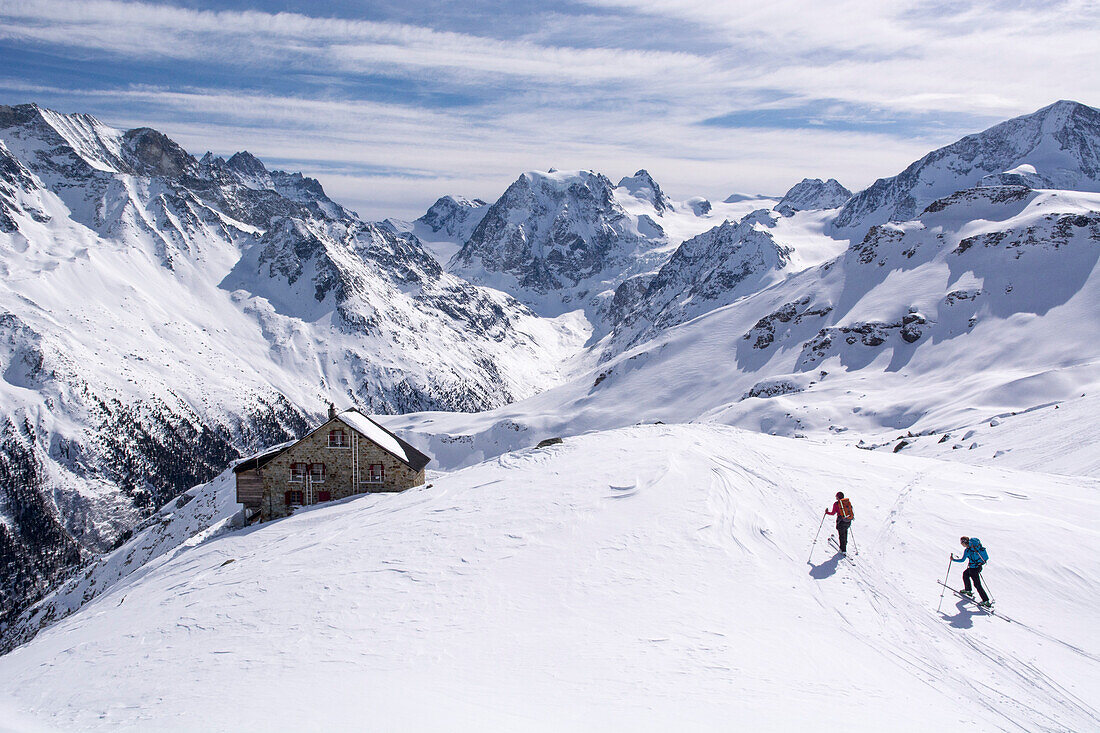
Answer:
xmin=0 ymin=104 xmax=586 ymax=629
xmin=834 ymin=100 xmax=1100 ymax=233
xmin=1 ymin=468 xmax=242 ymax=653
xmin=0 ymin=424 xmax=1096 ymax=731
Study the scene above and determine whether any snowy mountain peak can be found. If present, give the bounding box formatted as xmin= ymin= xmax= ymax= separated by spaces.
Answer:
xmin=1038 ymin=98 xmax=1098 ymax=126
xmin=774 ymin=178 xmax=851 ymax=216
xmin=518 ymin=167 xmax=614 ymax=192
xmin=226 ymin=150 xmax=268 ymax=177
xmin=834 ymin=100 xmax=1100 ymax=233
xmin=685 ymin=196 xmax=712 ymax=216
xmin=0 ymin=103 xmax=128 ymax=176
xmin=617 ymin=169 xmax=673 ymax=214
xmin=416 ymin=194 xmax=488 ymax=238
xmin=121 ymin=127 xmax=197 ymax=178
xmin=449 ymin=168 xmax=668 ymax=321
xmin=608 ymin=209 xmax=792 ymax=350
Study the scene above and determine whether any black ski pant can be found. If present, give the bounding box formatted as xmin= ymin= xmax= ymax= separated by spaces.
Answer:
xmin=962 ymin=566 xmax=989 ymax=603
xmin=836 ymin=519 xmax=851 ymax=552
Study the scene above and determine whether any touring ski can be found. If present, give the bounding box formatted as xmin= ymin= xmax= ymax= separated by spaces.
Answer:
xmin=937 ymin=582 xmax=995 ymax=613
xmin=828 ymin=536 xmax=856 ymax=556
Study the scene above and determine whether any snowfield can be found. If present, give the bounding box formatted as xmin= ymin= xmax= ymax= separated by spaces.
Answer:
xmin=1 ymin=424 xmax=1096 ymax=731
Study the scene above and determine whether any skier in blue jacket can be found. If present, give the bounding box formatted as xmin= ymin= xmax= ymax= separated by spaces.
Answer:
xmin=952 ymin=536 xmax=991 ymax=607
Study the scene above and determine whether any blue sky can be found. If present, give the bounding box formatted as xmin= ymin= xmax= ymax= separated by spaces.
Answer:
xmin=2 ymin=0 xmax=1098 ymax=219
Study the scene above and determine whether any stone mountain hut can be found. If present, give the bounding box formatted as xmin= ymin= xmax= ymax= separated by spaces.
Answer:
xmin=233 ymin=406 xmax=431 ymax=522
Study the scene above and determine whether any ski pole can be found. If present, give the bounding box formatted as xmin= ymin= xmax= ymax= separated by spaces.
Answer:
xmin=807 ymin=512 xmax=827 ymax=563
xmin=849 ymin=526 xmax=858 ymax=555
xmin=981 ymin=573 xmax=995 ymax=604
xmin=936 ymin=555 xmax=953 ymax=612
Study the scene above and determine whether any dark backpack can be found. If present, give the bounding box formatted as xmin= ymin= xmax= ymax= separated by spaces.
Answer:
xmin=968 ymin=537 xmax=989 ymax=564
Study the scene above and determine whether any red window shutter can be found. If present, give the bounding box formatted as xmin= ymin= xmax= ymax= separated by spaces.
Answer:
xmin=318 ymin=490 xmax=331 ymax=502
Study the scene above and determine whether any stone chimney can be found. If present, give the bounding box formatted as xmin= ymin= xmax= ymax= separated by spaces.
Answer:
xmin=327 ymin=402 xmax=336 ymax=420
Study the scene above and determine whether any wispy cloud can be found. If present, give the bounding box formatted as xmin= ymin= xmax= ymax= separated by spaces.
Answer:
xmin=0 ymin=0 xmax=1096 ymax=219
xmin=0 ymin=0 xmax=714 ymax=84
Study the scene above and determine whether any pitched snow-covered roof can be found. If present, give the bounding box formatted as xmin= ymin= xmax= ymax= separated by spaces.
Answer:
xmin=231 ymin=439 xmax=297 ymax=473
xmin=337 ymin=410 xmax=431 ymax=472
xmin=231 ymin=411 xmax=430 ymax=474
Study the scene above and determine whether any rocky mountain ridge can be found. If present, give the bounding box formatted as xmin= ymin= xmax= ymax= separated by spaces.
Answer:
xmin=448 ymin=169 xmax=672 ymax=326
xmin=834 ymin=100 xmax=1100 ymax=233
xmin=608 ymin=209 xmax=793 ymax=352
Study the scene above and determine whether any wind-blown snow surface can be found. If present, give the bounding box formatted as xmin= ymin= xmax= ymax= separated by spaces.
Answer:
xmin=0 ymin=425 xmax=1096 ymax=731
xmin=1 ymin=469 xmax=241 ymax=652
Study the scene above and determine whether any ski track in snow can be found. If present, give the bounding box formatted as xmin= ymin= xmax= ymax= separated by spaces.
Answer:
xmin=2 ymin=424 xmax=1096 ymax=731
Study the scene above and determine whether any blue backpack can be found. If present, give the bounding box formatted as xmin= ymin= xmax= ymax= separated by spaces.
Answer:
xmin=968 ymin=537 xmax=989 ymax=564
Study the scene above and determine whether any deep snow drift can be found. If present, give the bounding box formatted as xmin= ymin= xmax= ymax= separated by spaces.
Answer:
xmin=0 ymin=424 xmax=1096 ymax=731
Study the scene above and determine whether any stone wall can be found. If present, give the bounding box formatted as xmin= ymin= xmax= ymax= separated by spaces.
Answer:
xmin=257 ymin=417 xmax=426 ymax=521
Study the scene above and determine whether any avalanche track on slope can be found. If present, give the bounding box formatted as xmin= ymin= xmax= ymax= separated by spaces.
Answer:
xmin=0 ymin=424 xmax=1096 ymax=731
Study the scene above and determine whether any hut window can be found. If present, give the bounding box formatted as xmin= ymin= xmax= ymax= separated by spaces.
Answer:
xmin=363 ymin=464 xmax=384 ymax=483
xmin=328 ymin=429 xmax=348 ymax=448
xmin=310 ymin=463 xmax=326 ymax=483
xmin=289 ymin=463 xmax=306 ymax=483
xmin=284 ymin=490 xmax=304 ymax=506
xmin=318 ymin=490 xmax=332 ymax=502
